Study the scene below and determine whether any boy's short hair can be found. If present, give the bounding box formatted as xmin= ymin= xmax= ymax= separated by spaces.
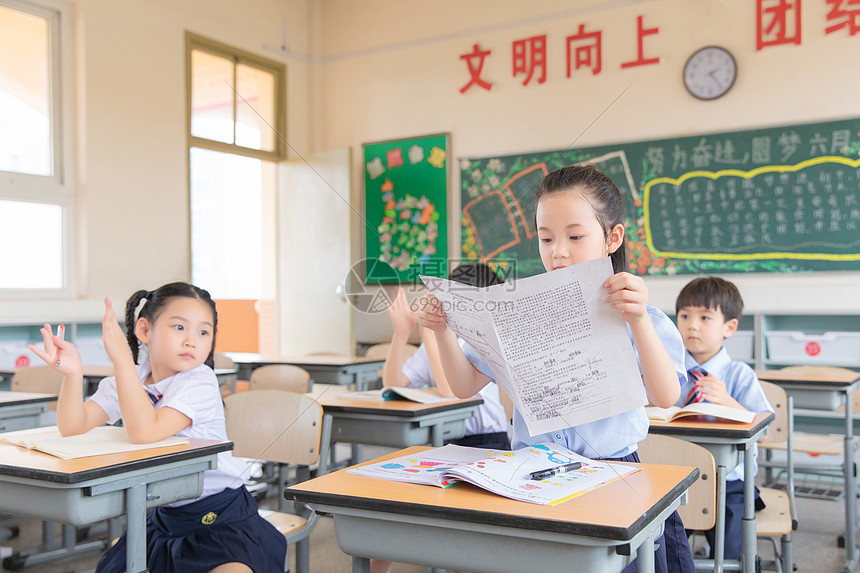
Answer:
xmin=675 ymin=276 xmax=744 ymax=322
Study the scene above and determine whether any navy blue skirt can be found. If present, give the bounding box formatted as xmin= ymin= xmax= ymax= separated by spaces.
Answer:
xmin=96 ymin=486 xmax=286 ymax=573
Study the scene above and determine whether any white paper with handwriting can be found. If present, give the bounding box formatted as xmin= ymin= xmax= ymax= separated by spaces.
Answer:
xmin=421 ymin=257 xmax=646 ymax=436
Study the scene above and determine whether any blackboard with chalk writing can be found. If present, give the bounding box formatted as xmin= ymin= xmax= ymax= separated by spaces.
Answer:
xmin=460 ymin=117 xmax=860 ymax=278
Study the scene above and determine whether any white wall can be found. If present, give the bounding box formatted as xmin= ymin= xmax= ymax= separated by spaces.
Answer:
xmin=312 ymin=0 xmax=860 ymax=342
xmin=74 ymin=0 xmax=312 ymax=305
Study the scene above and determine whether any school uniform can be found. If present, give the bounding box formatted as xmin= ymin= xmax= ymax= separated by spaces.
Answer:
xmin=89 ymin=362 xmax=286 ymax=573
xmin=462 ymin=305 xmax=696 ymax=573
xmin=685 ymin=347 xmax=774 ymax=560
xmin=402 ymin=340 xmax=510 ymax=449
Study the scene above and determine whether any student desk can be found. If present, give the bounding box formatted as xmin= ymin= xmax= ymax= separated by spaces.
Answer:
xmin=0 ymin=438 xmax=231 ymax=573
xmin=226 ymin=352 xmax=385 ymax=391
xmin=308 ymin=389 xmax=482 ymax=448
xmin=755 ymin=368 xmax=860 ymax=573
xmin=287 ymin=446 xmax=698 ymax=573
xmin=0 ymin=391 xmax=56 ymax=432
xmin=648 ymin=412 xmax=773 ymax=573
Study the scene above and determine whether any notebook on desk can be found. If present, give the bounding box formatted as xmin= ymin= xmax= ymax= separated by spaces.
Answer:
xmin=0 ymin=425 xmax=189 ymax=460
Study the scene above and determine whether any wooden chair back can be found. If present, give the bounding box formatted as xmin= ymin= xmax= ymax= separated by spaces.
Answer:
xmin=364 ymin=342 xmax=419 ymax=361
xmin=11 ymin=366 xmax=64 ymax=394
xmin=758 ymin=381 xmax=788 ymax=445
xmin=249 ymin=364 xmax=312 ymax=393
xmin=213 ymin=352 xmax=235 ymax=370
xmin=637 ymin=434 xmax=716 ymax=530
xmin=224 ymin=389 xmax=324 ymax=467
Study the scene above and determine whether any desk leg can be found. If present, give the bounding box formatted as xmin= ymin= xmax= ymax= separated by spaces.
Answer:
xmin=430 ymin=424 xmax=443 ymax=448
xmin=636 ymin=529 xmax=656 ymax=573
xmin=741 ymin=446 xmax=755 ymax=573
xmin=126 ymin=483 xmax=148 ymax=573
xmin=845 ymin=388 xmax=858 ymax=573
xmin=714 ymin=464 xmax=726 ymax=573
xmin=352 ymin=555 xmax=371 ymax=573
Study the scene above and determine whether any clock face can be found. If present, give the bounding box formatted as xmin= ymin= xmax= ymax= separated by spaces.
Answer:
xmin=683 ymin=46 xmax=736 ymax=100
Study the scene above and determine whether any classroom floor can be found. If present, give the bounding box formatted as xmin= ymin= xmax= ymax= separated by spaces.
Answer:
xmin=0 ymin=446 xmax=851 ymax=572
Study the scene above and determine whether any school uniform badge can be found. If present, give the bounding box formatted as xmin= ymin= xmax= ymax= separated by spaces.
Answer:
xmin=201 ymin=511 xmax=218 ymax=525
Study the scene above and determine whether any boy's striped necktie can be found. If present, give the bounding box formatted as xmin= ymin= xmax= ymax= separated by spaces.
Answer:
xmin=685 ymin=366 xmax=708 ymax=405
xmin=147 ymin=391 xmax=162 ymax=406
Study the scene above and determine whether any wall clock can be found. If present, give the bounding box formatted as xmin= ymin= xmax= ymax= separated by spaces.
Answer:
xmin=683 ymin=46 xmax=737 ymax=100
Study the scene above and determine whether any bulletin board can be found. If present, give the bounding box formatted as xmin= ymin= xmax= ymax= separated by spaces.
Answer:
xmin=363 ymin=133 xmax=449 ymax=283
xmin=460 ymin=117 xmax=860 ymax=278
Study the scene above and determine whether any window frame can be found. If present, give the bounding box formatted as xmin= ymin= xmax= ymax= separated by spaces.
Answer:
xmin=0 ymin=0 xmax=74 ymax=298
xmin=185 ymin=31 xmax=287 ymax=163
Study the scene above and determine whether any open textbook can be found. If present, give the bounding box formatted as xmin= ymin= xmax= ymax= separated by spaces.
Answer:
xmin=0 ymin=425 xmax=190 ymax=460
xmin=346 ymin=441 xmax=639 ymax=506
xmin=421 ymin=257 xmax=646 ymax=437
xmin=645 ymin=403 xmax=756 ymax=424
xmin=339 ymin=387 xmax=452 ymax=404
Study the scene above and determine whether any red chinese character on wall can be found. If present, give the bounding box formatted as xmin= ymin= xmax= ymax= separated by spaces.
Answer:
xmin=756 ymin=0 xmax=802 ymax=50
xmin=620 ymin=15 xmax=660 ymax=69
xmin=566 ymin=25 xmax=602 ymax=76
xmin=512 ymin=35 xmax=547 ymax=86
xmin=459 ymin=44 xmax=493 ymax=94
xmin=825 ymin=0 xmax=860 ymax=35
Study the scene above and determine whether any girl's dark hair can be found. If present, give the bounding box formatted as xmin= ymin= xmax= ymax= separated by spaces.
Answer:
xmin=675 ymin=276 xmax=744 ymax=322
xmin=448 ymin=262 xmax=505 ymax=287
xmin=533 ymin=164 xmax=629 ymax=273
xmin=125 ymin=282 xmax=218 ymax=368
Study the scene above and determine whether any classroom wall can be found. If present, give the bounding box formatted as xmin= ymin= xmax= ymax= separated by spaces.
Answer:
xmin=72 ymin=0 xmax=311 ymax=305
xmin=310 ymin=0 xmax=860 ymax=341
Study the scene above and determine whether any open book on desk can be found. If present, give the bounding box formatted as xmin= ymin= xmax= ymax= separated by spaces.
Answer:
xmin=645 ymin=403 xmax=756 ymax=424
xmin=339 ymin=387 xmax=452 ymax=404
xmin=0 ymin=425 xmax=190 ymax=460
xmin=346 ymin=441 xmax=639 ymax=506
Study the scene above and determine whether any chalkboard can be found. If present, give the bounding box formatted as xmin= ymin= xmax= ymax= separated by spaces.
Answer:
xmin=460 ymin=118 xmax=860 ymax=277
xmin=364 ymin=134 xmax=449 ymax=283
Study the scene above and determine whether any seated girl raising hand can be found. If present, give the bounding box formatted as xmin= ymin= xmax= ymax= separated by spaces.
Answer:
xmin=31 ymin=282 xmax=287 ymax=573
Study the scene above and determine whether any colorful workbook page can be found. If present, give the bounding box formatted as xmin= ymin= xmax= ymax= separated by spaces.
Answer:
xmin=0 ymin=425 xmax=190 ymax=459
xmin=645 ymin=403 xmax=756 ymax=424
xmin=346 ymin=441 xmax=639 ymax=506
xmin=421 ymin=257 xmax=647 ymax=437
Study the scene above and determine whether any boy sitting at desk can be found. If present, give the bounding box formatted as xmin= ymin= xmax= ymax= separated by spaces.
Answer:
xmin=675 ymin=276 xmax=774 ymax=559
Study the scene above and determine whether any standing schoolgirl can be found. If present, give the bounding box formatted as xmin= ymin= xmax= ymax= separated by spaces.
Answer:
xmin=30 ymin=282 xmax=286 ymax=573
xmin=418 ymin=165 xmax=696 ymax=573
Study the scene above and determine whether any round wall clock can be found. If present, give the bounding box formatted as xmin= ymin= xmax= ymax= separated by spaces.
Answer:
xmin=683 ymin=46 xmax=737 ymax=100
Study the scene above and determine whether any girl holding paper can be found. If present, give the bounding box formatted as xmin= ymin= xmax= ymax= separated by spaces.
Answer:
xmin=417 ymin=164 xmax=694 ymax=573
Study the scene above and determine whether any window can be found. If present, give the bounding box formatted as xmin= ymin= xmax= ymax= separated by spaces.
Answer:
xmin=186 ymin=33 xmax=284 ymax=302
xmin=0 ymin=0 xmax=72 ymax=294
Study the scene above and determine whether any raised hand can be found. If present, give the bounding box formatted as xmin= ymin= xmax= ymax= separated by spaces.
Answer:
xmin=102 ymin=297 xmax=131 ymax=366
xmin=28 ymin=323 xmax=83 ymax=376
xmin=387 ymin=288 xmax=417 ymax=337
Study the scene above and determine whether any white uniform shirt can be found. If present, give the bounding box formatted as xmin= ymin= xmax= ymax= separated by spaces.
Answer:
xmin=685 ymin=347 xmax=774 ymax=482
xmin=88 ymin=361 xmax=247 ymax=505
xmin=401 ymin=340 xmax=508 ymax=435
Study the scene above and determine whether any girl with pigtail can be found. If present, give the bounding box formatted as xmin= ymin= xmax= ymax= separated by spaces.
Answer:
xmin=29 ymin=282 xmax=286 ymax=573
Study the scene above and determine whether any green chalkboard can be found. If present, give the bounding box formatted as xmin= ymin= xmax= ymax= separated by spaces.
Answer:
xmin=364 ymin=134 xmax=449 ymax=283
xmin=461 ymin=117 xmax=860 ymax=277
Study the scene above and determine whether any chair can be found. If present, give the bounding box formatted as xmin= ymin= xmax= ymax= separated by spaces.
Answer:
xmin=224 ymin=389 xmax=331 ymax=573
xmin=213 ymin=352 xmax=237 ymax=395
xmin=250 ymin=364 xmax=312 ymax=393
xmin=637 ymin=434 xmax=716 ymax=533
xmin=12 ymin=366 xmax=64 ymax=412
xmin=756 ymin=381 xmax=796 ymax=573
